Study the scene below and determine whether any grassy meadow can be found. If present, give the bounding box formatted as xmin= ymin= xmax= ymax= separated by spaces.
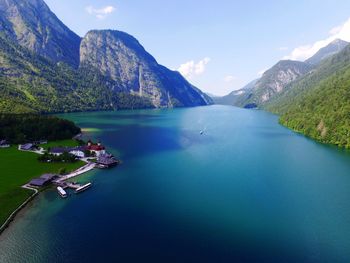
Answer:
xmin=0 ymin=145 xmax=84 ymax=226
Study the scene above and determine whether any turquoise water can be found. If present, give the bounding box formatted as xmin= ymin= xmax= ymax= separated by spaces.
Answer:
xmin=1 ymin=105 xmax=350 ymax=262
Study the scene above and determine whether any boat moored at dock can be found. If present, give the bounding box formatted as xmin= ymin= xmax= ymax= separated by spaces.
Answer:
xmin=57 ymin=187 xmax=67 ymax=198
xmin=75 ymin=183 xmax=92 ymax=194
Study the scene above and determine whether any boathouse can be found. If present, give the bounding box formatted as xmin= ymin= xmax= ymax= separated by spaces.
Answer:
xmin=29 ymin=174 xmax=57 ymax=187
xmin=97 ymin=155 xmax=119 ymax=168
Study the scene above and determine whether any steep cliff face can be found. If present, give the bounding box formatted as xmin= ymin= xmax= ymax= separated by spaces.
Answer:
xmin=235 ymin=60 xmax=313 ymax=108
xmin=0 ymin=0 xmax=211 ymax=112
xmin=0 ymin=31 xmax=123 ymax=113
xmin=255 ymin=60 xmax=313 ymax=103
xmin=0 ymin=0 xmax=81 ymax=67
xmin=80 ymin=30 xmax=211 ymax=108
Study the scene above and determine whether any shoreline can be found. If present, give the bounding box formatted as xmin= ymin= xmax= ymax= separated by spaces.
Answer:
xmin=0 ymin=185 xmax=38 ymax=235
xmin=0 ymin=163 xmax=95 ymax=236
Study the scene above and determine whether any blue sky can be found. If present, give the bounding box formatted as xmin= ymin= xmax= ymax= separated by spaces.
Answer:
xmin=46 ymin=0 xmax=350 ymax=96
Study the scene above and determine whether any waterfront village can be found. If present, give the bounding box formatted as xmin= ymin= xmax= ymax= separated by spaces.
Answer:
xmin=2 ymin=138 xmax=119 ymax=199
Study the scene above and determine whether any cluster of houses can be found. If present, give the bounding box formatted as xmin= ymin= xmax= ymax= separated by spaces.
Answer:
xmin=25 ymin=140 xmax=118 ymax=188
xmin=15 ymin=139 xmax=118 ymax=167
xmin=1 ymin=137 xmax=119 ymax=193
xmin=50 ymin=140 xmax=106 ymax=158
xmin=50 ymin=140 xmax=118 ymax=168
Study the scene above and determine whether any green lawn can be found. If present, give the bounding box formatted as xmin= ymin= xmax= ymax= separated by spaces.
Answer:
xmin=41 ymin=139 xmax=81 ymax=150
xmin=0 ymin=146 xmax=84 ymax=226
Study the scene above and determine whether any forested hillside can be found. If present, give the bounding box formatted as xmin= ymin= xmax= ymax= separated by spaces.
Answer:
xmin=266 ymin=44 xmax=350 ymax=148
xmin=0 ymin=114 xmax=81 ymax=143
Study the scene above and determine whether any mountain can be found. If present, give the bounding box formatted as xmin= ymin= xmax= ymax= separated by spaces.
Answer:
xmin=234 ymin=60 xmax=313 ymax=108
xmin=305 ymin=39 xmax=349 ymax=65
xmin=212 ymin=79 xmax=258 ymax=105
xmin=222 ymin=40 xmax=349 ymax=110
xmin=80 ymin=30 xmax=211 ymax=108
xmin=0 ymin=0 xmax=211 ymax=113
xmin=0 ymin=0 xmax=81 ymax=68
xmin=265 ymin=43 xmax=350 ymax=148
xmin=206 ymin=93 xmax=220 ymax=98
xmin=0 ymin=30 xmax=139 ymax=113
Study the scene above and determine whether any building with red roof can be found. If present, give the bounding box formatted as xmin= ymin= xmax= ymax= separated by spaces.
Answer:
xmin=87 ymin=140 xmax=106 ymax=157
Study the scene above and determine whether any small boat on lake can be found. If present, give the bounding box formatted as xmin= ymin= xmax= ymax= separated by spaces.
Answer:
xmin=57 ymin=186 xmax=67 ymax=198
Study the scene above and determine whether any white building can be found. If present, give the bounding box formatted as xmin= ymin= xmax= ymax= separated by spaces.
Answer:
xmin=69 ymin=150 xmax=86 ymax=158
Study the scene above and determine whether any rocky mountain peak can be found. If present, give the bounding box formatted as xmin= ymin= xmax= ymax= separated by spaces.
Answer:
xmin=80 ymin=29 xmax=211 ymax=108
xmin=0 ymin=0 xmax=81 ymax=67
xmin=306 ymin=39 xmax=349 ymax=65
xmin=0 ymin=0 xmax=211 ymax=111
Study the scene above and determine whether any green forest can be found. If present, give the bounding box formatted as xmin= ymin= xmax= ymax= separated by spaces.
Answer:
xmin=0 ymin=114 xmax=81 ymax=143
xmin=266 ymin=45 xmax=350 ymax=148
xmin=278 ymin=67 xmax=350 ymax=148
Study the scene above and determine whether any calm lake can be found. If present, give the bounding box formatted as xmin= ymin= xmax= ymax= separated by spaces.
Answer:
xmin=1 ymin=105 xmax=350 ymax=262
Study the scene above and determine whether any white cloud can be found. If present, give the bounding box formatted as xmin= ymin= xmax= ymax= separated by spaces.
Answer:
xmin=224 ymin=75 xmax=237 ymax=82
xmin=178 ymin=57 xmax=211 ymax=79
xmin=284 ymin=17 xmax=350 ymax=61
xmin=86 ymin=5 xmax=116 ymax=19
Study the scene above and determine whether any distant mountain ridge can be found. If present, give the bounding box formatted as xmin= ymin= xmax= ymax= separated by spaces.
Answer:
xmin=212 ymin=38 xmax=350 ymax=148
xmin=226 ymin=60 xmax=313 ymax=108
xmin=212 ymin=79 xmax=257 ymax=105
xmin=305 ymin=39 xmax=349 ymax=65
xmin=216 ymin=39 xmax=349 ymax=109
xmin=0 ymin=0 xmax=211 ymax=113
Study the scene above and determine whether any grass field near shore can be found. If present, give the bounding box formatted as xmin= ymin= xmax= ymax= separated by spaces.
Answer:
xmin=41 ymin=139 xmax=81 ymax=150
xmin=0 ymin=145 xmax=84 ymax=227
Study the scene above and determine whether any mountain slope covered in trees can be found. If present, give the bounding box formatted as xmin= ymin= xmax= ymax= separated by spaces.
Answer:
xmin=213 ymin=38 xmax=350 ymax=148
xmin=265 ymin=43 xmax=350 ymax=147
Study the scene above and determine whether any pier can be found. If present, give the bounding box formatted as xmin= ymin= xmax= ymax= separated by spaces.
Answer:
xmin=25 ymin=139 xmax=118 ymax=200
xmin=52 ymin=162 xmax=95 ymax=197
xmin=54 ymin=162 xmax=96 ymax=183
xmin=54 ymin=181 xmax=92 ymax=196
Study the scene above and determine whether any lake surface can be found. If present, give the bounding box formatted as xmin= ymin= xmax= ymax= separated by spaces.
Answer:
xmin=1 ymin=105 xmax=350 ymax=262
